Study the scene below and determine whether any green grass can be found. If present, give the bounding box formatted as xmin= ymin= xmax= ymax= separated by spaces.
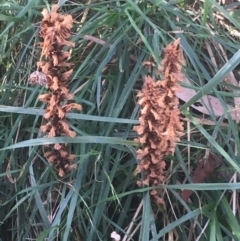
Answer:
xmin=1 ymin=0 xmax=240 ymax=240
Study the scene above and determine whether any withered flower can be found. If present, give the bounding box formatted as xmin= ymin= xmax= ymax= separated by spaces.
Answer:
xmin=32 ymin=4 xmax=82 ymax=177
xmin=134 ymin=39 xmax=184 ymax=204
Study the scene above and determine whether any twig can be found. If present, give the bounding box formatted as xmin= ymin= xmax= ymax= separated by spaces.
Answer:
xmin=122 ymin=200 xmax=143 ymax=241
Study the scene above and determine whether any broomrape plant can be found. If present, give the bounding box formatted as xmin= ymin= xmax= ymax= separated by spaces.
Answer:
xmin=134 ymin=39 xmax=184 ymax=204
xmin=29 ymin=4 xmax=82 ymax=177
xmin=2 ymin=1 xmax=240 ymax=240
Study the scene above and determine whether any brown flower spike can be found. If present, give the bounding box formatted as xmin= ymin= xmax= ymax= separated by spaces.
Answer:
xmin=134 ymin=39 xmax=184 ymax=204
xmin=35 ymin=5 xmax=82 ymax=177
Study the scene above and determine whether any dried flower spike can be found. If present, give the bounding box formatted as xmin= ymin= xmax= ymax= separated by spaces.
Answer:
xmin=134 ymin=39 xmax=184 ymax=204
xmin=36 ymin=4 xmax=82 ymax=177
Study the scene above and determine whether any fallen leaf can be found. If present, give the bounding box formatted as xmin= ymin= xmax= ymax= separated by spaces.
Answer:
xmin=180 ymin=152 xmax=221 ymax=202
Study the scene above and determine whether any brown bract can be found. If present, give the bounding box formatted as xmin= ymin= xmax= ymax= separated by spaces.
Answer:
xmin=37 ymin=4 xmax=82 ymax=177
xmin=134 ymin=39 xmax=184 ymax=204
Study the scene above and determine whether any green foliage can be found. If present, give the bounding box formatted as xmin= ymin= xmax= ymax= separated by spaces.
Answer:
xmin=1 ymin=0 xmax=240 ymax=241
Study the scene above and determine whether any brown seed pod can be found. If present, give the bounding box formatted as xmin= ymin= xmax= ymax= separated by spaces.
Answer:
xmin=29 ymin=71 xmax=48 ymax=88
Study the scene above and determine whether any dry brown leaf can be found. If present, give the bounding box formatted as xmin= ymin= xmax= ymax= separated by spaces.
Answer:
xmin=180 ymin=153 xmax=221 ymax=202
xmin=176 ymin=75 xmax=235 ymax=119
